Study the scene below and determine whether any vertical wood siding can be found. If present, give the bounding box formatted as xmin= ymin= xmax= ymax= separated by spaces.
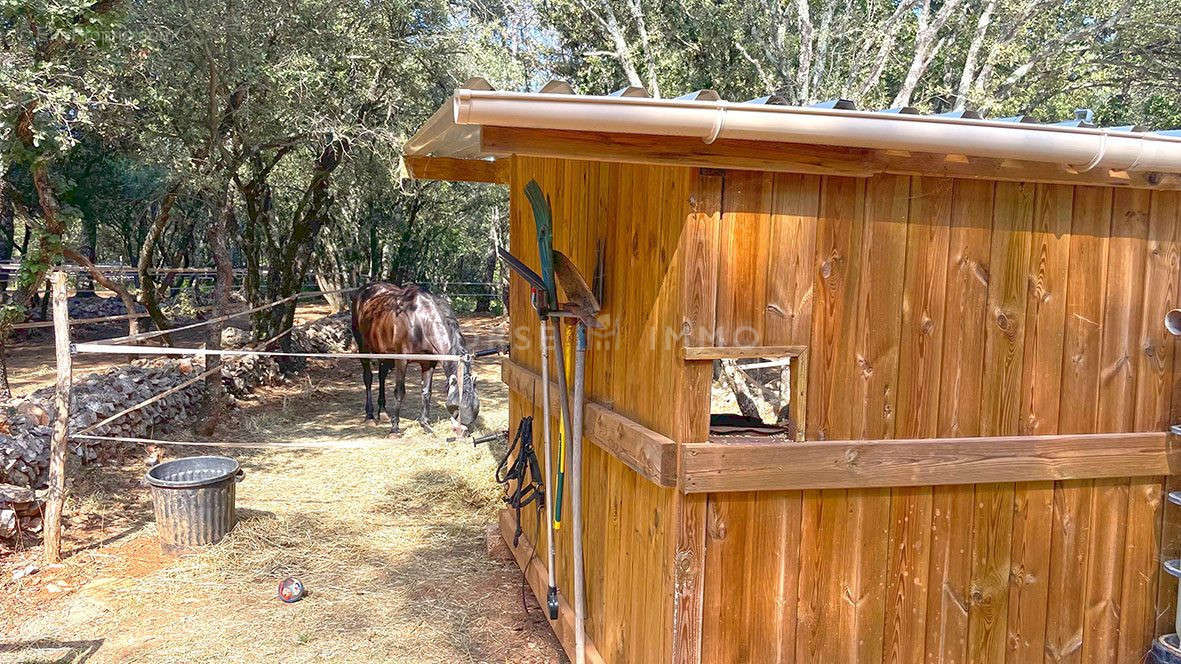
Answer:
xmin=503 ymin=156 xmax=1178 ymax=664
xmin=694 ymin=172 xmax=1180 ymax=664
xmin=506 ymin=156 xmax=704 ymax=663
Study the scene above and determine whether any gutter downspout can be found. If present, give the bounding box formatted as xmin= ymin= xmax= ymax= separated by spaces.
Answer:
xmin=453 ymin=90 xmax=1181 ymax=174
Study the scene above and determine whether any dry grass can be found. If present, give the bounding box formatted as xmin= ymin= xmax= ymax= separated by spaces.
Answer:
xmin=1 ymin=315 xmax=562 ymax=664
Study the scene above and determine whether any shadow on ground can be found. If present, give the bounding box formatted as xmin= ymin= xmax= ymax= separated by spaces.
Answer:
xmin=0 ymin=638 xmax=104 ymax=664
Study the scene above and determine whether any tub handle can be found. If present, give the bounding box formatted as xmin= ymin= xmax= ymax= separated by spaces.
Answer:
xmin=235 ymin=468 xmax=245 ymax=483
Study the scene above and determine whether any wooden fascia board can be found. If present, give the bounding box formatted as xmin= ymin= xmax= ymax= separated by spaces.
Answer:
xmin=480 ymin=125 xmax=1181 ymax=190
xmin=403 ymin=155 xmax=508 ymax=184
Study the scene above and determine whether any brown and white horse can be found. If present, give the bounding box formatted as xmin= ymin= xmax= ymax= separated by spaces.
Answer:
xmin=350 ymin=282 xmax=479 ymax=434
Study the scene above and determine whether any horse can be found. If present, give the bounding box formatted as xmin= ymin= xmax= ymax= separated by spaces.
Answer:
xmin=350 ymin=282 xmax=480 ymax=435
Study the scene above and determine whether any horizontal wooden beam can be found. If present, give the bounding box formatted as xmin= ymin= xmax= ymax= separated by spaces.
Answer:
xmin=403 ymin=155 xmax=508 ymax=184
xmin=680 ymin=344 xmax=808 ymax=360
xmin=502 ymin=358 xmax=677 ymax=487
xmin=681 ymin=431 xmax=1171 ymax=493
xmin=498 ymin=509 xmax=606 ymax=664
xmin=481 ymin=126 xmax=1181 ymax=190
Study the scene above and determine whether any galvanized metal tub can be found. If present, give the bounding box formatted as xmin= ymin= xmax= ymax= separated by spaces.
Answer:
xmin=1151 ymin=634 xmax=1181 ymax=664
xmin=146 ymin=456 xmax=243 ymax=553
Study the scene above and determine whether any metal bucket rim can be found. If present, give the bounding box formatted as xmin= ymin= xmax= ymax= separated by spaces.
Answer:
xmin=146 ymin=455 xmax=240 ymax=489
xmin=1157 ymin=633 xmax=1181 ymax=655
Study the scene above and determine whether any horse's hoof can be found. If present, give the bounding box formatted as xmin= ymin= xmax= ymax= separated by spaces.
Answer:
xmin=419 ymin=422 xmax=433 ymax=433
xmin=388 ymin=428 xmax=401 ymax=438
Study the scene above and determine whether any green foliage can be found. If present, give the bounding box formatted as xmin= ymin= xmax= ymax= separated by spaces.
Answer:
xmin=535 ymin=0 xmax=1181 ymax=127
xmin=15 ymin=226 xmax=60 ymax=279
xmin=0 ymin=0 xmax=123 ymax=161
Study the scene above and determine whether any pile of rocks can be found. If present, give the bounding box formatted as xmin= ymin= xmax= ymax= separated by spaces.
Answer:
xmin=19 ymin=293 xmax=143 ymax=324
xmin=290 ymin=312 xmax=352 ymax=354
xmin=22 ymin=290 xmax=218 ymax=332
xmin=221 ymin=353 xmax=283 ymax=399
xmin=66 ymin=295 xmax=145 ymax=320
xmin=220 ymin=326 xmax=253 ymax=349
xmin=217 ymin=325 xmax=285 ymax=398
xmin=0 ymin=484 xmax=41 ymax=539
xmin=1 ymin=360 xmax=204 ymax=488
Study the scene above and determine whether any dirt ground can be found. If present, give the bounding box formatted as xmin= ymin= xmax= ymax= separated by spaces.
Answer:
xmin=0 ymin=310 xmax=565 ymax=663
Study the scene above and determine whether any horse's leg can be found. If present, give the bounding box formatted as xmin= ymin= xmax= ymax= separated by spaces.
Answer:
xmin=419 ymin=364 xmax=434 ymax=432
xmin=377 ymin=361 xmax=389 ymax=425
xmin=361 ymin=359 xmax=374 ymax=421
xmin=388 ymin=360 xmax=407 ymax=434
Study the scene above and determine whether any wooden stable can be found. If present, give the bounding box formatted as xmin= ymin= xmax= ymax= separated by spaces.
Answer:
xmin=407 ymin=83 xmax=1181 ymax=663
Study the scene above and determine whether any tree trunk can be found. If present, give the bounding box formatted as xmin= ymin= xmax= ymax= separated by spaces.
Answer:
xmin=313 ymin=269 xmax=348 ymax=313
xmin=200 ymin=187 xmax=234 ymax=435
xmin=625 ymin=0 xmax=660 ymax=97
xmin=75 ymin=220 xmax=98 ymax=297
xmin=257 ymin=139 xmax=344 ymax=347
xmin=892 ymin=0 xmax=965 ymax=108
xmin=719 ymin=359 xmax=765 ymax=421
xmin=793 ymin=0 xmax=815 ymax=103
xmin=0 ymin=331 xmax=10 ymax=400
xmin=137 ymin=188 xmax=179 ymax=342
xmin=37 ymin=280 xmax=52 ymax=321
xmin=368 ymin=217 xmax=381 ymax=280
xmin=62 ymin=248 xmax=141 ymax=337
xmin=474 ymin=208 xmax=500 ymax=314
xmin=954 ymin=0 xmax=997 ymax=110
xmin=776 ymin=364 xmax=792 ymax=429
xmin=593 ymin=1 xmax=644 ymax=88
xmin=0 ymin=177 xmax=13 ymax=303
xmin=15 ymin=161 xmax=66 ymax=311
xmin=856 ymin=0 xmax=916 ymax=100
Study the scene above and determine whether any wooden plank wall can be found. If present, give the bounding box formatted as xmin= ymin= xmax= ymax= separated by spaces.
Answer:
xmin=694 ymin=173 xmax=1181 ymax=664
xmin=505 ymin=156 xmax=706 ymax=663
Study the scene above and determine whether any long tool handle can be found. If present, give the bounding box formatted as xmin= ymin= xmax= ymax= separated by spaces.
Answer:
xmin=570 ymin=323 xmax=588 ymax=664
xmin=550 ymin=317 xmax=574 ymax=529
xmin=538 ymin=318 xmax=559 ymax=620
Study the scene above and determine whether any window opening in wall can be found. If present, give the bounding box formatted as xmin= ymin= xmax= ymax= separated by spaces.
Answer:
xmin=709 ymin=355 xmax=797 ymax=441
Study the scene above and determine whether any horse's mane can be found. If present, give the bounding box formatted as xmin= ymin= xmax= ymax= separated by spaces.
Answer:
xmin=420 ymin=287 xmax=467 ymax=355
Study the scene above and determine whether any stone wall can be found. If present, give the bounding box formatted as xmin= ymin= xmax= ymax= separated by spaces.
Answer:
xmin=1 ymin=360 xmax=205 ymax=489
xmin=0 ymin=311 xmax=349 ymax=493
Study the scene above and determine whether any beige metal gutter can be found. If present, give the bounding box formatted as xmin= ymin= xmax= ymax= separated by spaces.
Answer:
xmin=452 ymin=90 xmax=1181 ymax=174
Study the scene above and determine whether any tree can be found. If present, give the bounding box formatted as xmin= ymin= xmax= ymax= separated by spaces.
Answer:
xmin=536 ymin=0 xmax=1170 ymax=125
xmin=113 ymin=0 xmax=467 ymax=343
xmin=0 ymin=0 xmax=123 ymax=398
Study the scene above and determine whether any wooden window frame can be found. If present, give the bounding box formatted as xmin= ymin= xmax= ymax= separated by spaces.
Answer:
xmin=680 ymin=345 xmax=809 ymax=442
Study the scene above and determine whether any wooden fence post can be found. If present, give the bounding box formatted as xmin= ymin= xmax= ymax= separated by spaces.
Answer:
xmin=43 ymin=270 xmax=72 ymax=563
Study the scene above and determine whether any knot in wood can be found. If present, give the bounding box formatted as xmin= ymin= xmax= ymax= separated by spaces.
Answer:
xmin=995 ymin=310 xmax=1009 ymax=331
xmin=969 ymin=584 xmax=985 ymax=604
xmin=844 ymin=448 xmax=861 ymax=465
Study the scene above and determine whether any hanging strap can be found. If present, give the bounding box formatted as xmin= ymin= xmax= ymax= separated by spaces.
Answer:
xmin=496 ymin=416 xmax=545 ymax=547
